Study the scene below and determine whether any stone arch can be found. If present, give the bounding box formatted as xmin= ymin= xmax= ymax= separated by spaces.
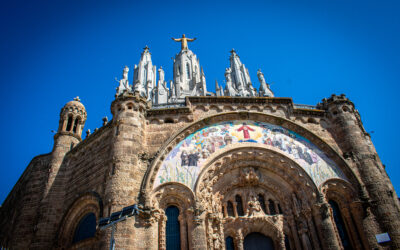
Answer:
xmin=56 ymin=192 xmax=103 ymax=248
xmin=150 ymin=182 xmax=195 ymax=210
xmin=321 ymin=178 xmax=368 ymax=249
xmin=140 ymin=112 xmax=361 ymax=199
xmin=194 ymin=144 xmax=319 ymax=198
xmin=151 ymin=183 xmax=195 ymax=250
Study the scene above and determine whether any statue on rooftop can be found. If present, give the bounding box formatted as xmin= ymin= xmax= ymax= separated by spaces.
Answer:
xmin=172 ymin=34 xmax=196 ymax=50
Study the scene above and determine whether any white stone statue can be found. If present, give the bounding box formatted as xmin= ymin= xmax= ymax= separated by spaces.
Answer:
xmin=116 ymin=66 xmax=132 ymax=97
xmin=257 ymin=69 xmax=274 ymax=97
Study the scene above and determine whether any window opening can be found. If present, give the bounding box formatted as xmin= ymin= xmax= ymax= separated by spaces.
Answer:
xmin=226 ymin=236 xmax=234 ymax=250
xmin=73 ymin=118 xmax=80 ymax=133
xmin=329 ymin=200 xmax=351 ymax=249
xmin=165 ymin=206 xmax=181 ymax=250
xmin=235 ymin=195 xmax=244 ymax=216
xmin=268 ymin=199 xmax=276 ymax=215
xmin=258 ymin=194 xmax=267 ymax=214
xmin=66 ymin=116 xmax=73 ymax=131
xmin=72 ymin=213 xmax=96 ymax=244
xmin=227 ymin=201 xmax=234 ymax=217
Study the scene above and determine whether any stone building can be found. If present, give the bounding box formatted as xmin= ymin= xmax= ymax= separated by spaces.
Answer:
xmin=1 ymin=36 xmax=399 ymax=250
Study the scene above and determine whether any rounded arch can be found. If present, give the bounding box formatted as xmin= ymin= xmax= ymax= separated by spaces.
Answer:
xmin=141 ymin=112 xmax=361 ymax=199
xmin=56 ymin=192 xmax=103 ymax=248
xmin=194 ymin=144 xmax=318 ymax=193
xmin=150 ymin=182 xmax=195 ymax=211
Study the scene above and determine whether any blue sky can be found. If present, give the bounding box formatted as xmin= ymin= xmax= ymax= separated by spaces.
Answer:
xmin=0 ymin=0 xmax=399 ymax=203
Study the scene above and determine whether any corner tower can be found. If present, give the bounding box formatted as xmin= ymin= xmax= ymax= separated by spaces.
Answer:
xmin=318 ymin=94 xmax=400 ymax=249
xmin=47 ymin=97 xmax=87 ymax=193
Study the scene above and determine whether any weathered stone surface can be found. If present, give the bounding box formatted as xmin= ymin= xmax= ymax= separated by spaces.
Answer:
xmin=0 ymin=94 xmax=399 ymax=249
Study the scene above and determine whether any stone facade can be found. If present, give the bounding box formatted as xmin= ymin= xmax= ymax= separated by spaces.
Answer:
xmin=1 ymin=42 xmax=400 ymax=250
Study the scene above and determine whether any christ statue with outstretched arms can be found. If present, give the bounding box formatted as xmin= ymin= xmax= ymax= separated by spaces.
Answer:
xmin=172 ymin=34 xmax=196 ymax=50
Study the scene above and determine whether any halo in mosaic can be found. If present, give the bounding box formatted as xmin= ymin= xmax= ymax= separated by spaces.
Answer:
xmin=154 ymin=120 xmax=347 ymax=190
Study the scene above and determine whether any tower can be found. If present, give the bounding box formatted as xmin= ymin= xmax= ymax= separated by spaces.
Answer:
xmin=30 ymin=97 xmax=87 ymax=248
xmin=171 ymin=35 xmax=207 ymax=101
xmin=103 ymin=91 xmax=151 ymax=248
xmin=318 ymin=94 xmax=400 ymax=249
xmin=133 ymin=46 xmax=157 ymax=101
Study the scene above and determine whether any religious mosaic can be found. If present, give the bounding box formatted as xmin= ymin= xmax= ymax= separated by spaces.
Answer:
xmin=154 ymin=121 xmax=347 ymax=190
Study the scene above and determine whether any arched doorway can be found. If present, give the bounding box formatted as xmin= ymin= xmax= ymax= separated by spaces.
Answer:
xmin=244 ymin=232 xmax=274 ymax=250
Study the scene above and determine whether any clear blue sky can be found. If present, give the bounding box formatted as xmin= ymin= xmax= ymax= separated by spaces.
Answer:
xmin=1 ymin=0 xmax=399 ymax=203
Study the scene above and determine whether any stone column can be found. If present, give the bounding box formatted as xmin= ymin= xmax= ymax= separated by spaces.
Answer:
xmin=158 ymin=213 xmax=167 ymax=250
xmin=287 ymin=213 xmax=302 ymax=250
xmin=341 ymin=206 xmax=362 ymax=250
xmin=349 ymin=201 xmax=373 ymax=249
xmin=233 ymin=201 xmax=238 ymax=217
xmin=235 ymin=229 xmax=244 ymax=250
xmin=312 ymin=202 xmax=341 ymax=250
xmin=265 ymin=200 xmax=270 ymax=215
xmin=187 ymin=208 xmax=207 ymax=250
xmin=178 ymin=214 xmax=188 ymax=250
xmin=304 ymin=211 xmax=321 ymax=250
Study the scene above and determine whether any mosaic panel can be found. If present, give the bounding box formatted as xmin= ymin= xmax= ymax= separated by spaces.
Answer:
xmin=154 ymin=121 xmax=346 ymax=190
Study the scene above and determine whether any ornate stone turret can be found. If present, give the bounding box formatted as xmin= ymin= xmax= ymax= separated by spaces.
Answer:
xmin=318 ymin=94 xmax=400 ymax=249
xmin=57 ymin=96 xmax=87 ymax=140
xmin=50 ymin=97 xmax=87 ymax=191
xmin=224 ymin=49 xmax=257 ymax=97
xmin=170 ymin=35 xmax=206 ymax=101
xmin=257 ymin=69 xmax=274 ymax=97
xmin=133 ymin=46 xmax=157 ymax=101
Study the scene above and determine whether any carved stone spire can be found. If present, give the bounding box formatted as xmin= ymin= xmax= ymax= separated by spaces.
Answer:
xmin=170 ymin=41 xmax=206 ymax=102
xmin=133 ymin=46 xmax=157 ymax=101
xmin=225 ymin=49 xmax=256 ymax=97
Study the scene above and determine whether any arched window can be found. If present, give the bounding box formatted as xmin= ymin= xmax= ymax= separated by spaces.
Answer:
xmin=186 ymin=63 xmax=191 ymax=79
xmin=227 ymin=201 xmax=234 ymax=217
xmin=329 ymin=200 xmax=351 ymax=250
xmin=66 ymin=116 xmax=73 ymax=132
xmin=72 ymin=212 xmax=96 ymax=244
xmin=258 ymin=194 xmax=267 ymax=214
xmin=143 ymin=67 xmax=147 ymax=83
xmin=73 ymin=118 xmax=80 ymax=133
xmin=235 ymin=195 xmax=244 ymax=216
xmin=268 ymin=199 xmax=276 ymax=215
xmin=165 ymin=206 xmax=180 ymax=250
xmin=225 ymin=236 xmax=234 ymax=250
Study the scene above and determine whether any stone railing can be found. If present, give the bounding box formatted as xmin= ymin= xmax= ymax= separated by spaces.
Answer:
xmin=293 ymin=104 xmax=317 ymax=110
xmin=151 ymin=102 xmax=186 ymax=110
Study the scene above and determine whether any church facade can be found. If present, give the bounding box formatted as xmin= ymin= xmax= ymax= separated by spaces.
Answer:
xmin=1 ymin=36 xmax=399 ymax=250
